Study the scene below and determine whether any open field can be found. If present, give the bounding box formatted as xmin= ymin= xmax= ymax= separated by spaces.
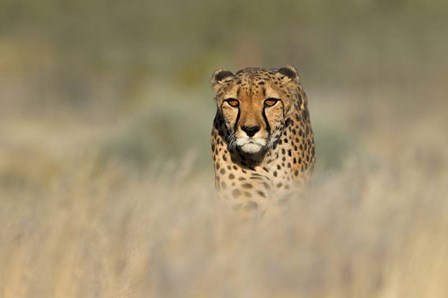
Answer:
xmin=1 ymin=87 xmax=447 ymax=297
xmin=1 ymin=1 xmax=448 ymax=297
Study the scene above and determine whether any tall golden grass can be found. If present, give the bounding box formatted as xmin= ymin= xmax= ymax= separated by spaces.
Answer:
xmin=1 ymin=90 xmax=447 ymax=297
xmin=1 ymin=1 xmax=447 ymax=296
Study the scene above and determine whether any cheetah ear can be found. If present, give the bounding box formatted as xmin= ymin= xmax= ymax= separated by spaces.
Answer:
xmin=210 ymin=69 xmax=235 ymax=92
xmin=277 ymin=65 xmax=299 ymax=82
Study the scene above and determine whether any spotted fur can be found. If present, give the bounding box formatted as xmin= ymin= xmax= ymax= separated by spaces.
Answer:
xmin=210 ymin=66 xmax=315 ymax=216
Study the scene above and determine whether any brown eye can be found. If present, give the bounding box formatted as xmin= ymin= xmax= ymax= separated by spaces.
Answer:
xmin=226 ymin=98 xmax=239 ymax=107
xmin=264 ymin=98 xmax=279 ymax=107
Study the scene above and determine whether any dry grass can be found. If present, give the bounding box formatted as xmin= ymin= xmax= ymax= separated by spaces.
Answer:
xmin=1 ymin=89 xmax=447 ymax=298
xmin=1 ymin=1 xmax=447 ymax=296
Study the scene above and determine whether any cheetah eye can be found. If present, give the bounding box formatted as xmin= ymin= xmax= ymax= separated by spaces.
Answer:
xmin=225 ymin=98 xmax=239 ymax=107
xmin=264 ymin=98 xmax=279 ymax=107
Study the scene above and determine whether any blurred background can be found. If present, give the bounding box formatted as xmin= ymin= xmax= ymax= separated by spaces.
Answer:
xmin=1 ymin=0 xmax=447 ymax=297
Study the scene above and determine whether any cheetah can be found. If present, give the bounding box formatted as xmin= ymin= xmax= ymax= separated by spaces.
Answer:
xmin=210 ymin=65 xmax=316 ymax=216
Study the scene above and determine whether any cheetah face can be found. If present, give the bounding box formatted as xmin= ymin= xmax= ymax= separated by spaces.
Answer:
xmin=211 ymin=66 xmax=300 ymax=154
xmin=220 ymin=94 xmax=282 ymax=154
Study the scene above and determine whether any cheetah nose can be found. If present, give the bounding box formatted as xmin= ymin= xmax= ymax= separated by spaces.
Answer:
xmin=241 ymin=125 xmax=260 ymax=137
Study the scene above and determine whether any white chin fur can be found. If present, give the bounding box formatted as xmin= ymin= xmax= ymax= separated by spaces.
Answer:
xmin=237 ymin=139 xmax=266 ymax=153
xmin=240 ymin=143 xmax=263 ymax=153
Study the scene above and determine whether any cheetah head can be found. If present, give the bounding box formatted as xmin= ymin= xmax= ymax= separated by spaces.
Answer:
xmin=211 ymin=66 xmax=301 ymax=154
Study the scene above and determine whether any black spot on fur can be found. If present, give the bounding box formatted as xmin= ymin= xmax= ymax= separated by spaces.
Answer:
xmin=262 ymin=182 xmax=271 ymax=190
xmin=257 ymin=190 xmax=266 ymax=198
xmin=232 ymin=189 xmax=242 ymax=198
xmin=243 ymin=201 xmax=258 ymax=210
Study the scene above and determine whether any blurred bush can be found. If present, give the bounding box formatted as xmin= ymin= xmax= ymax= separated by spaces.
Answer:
xmin=1 ymin=0 xmax=447 ymax=111
xmin=0 ymin=0 xmax=447 ymax=169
